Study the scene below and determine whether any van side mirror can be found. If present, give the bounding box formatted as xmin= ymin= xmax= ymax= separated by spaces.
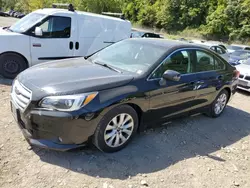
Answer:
xmin=35 ymin=27 xmax=43 ymax=36
xmin=162 ymin=70 xmax=181 ymax=81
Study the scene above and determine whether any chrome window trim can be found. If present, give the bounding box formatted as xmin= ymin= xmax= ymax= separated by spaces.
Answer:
xmin=147 ymin=47 xmax=226 ymax=81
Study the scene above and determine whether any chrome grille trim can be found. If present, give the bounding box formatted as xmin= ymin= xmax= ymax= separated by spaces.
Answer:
xmin=11 ymin=80 xmax=32 ymax=111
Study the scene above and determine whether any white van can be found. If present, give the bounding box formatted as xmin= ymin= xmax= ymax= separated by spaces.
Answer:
xmin=0 ymin=7 xmax=131 ymax=78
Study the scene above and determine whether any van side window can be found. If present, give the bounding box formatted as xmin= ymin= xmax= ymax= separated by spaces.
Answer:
xmin=151 ymin=50 xmax=193 ymax=79
xmin=195 ymin=50 xmax=225 ymax=72
xmin=36 ymin=16 xmax=71 ymax=38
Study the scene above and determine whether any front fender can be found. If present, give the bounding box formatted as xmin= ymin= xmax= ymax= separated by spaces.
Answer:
xmin=0 ymin=30 xmax=31 ymax=65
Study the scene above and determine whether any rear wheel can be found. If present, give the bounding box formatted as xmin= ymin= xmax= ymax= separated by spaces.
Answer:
xmin=208 ymin=89 xmax=229 ymax=118
xmin=93 ymin=105 xmax=138 ymax=153
xmin=0 ymin=53 xmax=27 ymax=79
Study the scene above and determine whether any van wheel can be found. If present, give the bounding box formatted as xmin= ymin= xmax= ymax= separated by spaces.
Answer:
xmin=0 ymin=53 xmax=27 ymax=79
xmin=93 ymin=105 xmax=138 ymax=153
xmin=208 ymin=89 xmax=229 ymax=118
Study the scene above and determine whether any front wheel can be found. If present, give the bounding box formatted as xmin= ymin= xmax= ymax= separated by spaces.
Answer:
xmin=0 ymin=53 xmax=27 ymax=79
xmin=208 ymin=89 xmax=229 ymax=118
xmin=93 ymin=105 xmax=138 ymax=153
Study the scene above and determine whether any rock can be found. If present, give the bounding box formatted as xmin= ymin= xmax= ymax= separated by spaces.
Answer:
xmin=109 ymin=185 xmax=114 ymax=188
xmin=103 ymin=182 xmax=108 ymax=188
xmin=0 ymin=144 xmax=3 ymax=149
xmin=82 ymin=184 xmax=88 ymax=188
xmin=128 ymin=185 xmax=133 ymax=188
xmin=142 ymin=174 xmax=147 ymax=177
xmin=233 ymin=181 xmax=240 ymax=186
xmin=161 ymin=179 xmax=164 ymax=182
xmin=128 ymin=176 xmax=131 ymax=179
xmin=27 ymin=146 xmax=32 ymax=150
xmin=140 ymin=180 xmax=148 ymax=186
xmin=96 ymin=175 xmax=100 ymax=178
xmin=208 ymin=167 xmax=211 ymax=171
xmin=76 ymin=167 xmax=82 ymax=172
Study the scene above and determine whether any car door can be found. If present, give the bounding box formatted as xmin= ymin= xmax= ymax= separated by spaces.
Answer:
xmin=145 ymin=49 xmax=198 ymax=123
xmin=190 ymin=49 xmax=227 ymax=110
xmin=29 ymin=13 xmax=77 ymax=65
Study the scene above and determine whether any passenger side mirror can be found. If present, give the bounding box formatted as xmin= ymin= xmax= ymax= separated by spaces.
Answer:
xmin=162 ymin=70 xmax=181 ymax=81
xmin=35 ymin=27 xmax=43 ymax=36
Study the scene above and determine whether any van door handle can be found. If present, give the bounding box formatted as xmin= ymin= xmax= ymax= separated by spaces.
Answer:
xmin=75 ymin=42 xmax=79 ymax=50
xmin=217 ymin=75 xmax=223 ymax=80
xmin=69 ymin=41 xmax=73 ymax=50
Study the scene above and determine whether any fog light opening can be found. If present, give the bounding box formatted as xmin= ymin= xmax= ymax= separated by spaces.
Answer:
xmin=58 ymin=137 xmax=63 ymax=142
xmin=85 ymin=113 xmax=95 ymax=121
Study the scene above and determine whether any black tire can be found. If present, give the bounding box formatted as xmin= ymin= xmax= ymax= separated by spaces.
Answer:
xmin=208 ymin=89 xmax=229 ymax=118
xmin=93 ymin=105 xmax=139 ymax=153
xmin=0 ymin=53 xmax=27 ymax=79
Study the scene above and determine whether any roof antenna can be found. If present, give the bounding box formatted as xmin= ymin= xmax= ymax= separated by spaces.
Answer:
xmin=68 ymin=4 xmax=74 ymax=12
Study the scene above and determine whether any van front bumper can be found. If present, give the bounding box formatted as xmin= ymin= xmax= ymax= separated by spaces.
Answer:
xmin=11 ymin=101 xmax=101 ymax=151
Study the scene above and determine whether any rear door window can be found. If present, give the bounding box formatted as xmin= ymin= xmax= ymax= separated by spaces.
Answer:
xmin=195 ymin=50 xmax=225 ymax=72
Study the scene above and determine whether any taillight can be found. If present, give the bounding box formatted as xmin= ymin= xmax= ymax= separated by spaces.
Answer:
xmin=233 ymin=70 xmax=240 ymax=78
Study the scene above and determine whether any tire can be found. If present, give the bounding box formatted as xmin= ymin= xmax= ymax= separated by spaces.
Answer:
xmin=93 ymin=105 xmax=139 ymax=153
xmin=208 ymin=89 xmax=229 ymax=118
xmin=0 ymin=53 xmax=27 ymax=79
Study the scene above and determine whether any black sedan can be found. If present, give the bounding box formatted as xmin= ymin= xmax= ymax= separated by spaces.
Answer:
xmin=131 ymin=31 xmax=163 ymax=38
xmin=11 ymin=39 xmax=238 ymax=152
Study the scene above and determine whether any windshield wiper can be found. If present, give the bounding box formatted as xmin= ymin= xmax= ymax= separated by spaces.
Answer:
xmin=94 ymin=61 xmax=122 ymax=73
xmin=3 ymin=27 xmax=13 ymax=32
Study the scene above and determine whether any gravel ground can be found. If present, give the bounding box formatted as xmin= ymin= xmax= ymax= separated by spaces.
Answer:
xmin=0 ymin=16 xmax=250 ymax=188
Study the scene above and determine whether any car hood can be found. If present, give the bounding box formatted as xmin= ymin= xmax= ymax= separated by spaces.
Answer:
xmin=18 ymin=58 xmax=134 ymax=99
xmin=0 ymin=27 xmax=22 ymax=36
xmin=236 ymin=64 xmax=250 ymax=75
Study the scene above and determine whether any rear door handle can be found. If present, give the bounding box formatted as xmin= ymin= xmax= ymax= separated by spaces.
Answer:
xmin=69 ymin=41 xmax=73 ymax=50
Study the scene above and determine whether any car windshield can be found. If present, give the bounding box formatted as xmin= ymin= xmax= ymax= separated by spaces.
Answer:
xmin=228 ymin=45 xmax=244 ymax=51
xmin=89 ymin=40 xmax=166 ymax=74
xmin=9 ymin=13 xmax=45 ymax=33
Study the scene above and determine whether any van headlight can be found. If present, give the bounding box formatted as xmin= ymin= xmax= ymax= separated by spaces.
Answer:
xmin=39 ymin=92 xmax=98 ymax=111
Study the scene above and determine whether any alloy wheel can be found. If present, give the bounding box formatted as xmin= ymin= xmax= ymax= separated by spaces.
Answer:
xmin=104 ymin=113 xmax=134 ymax=148
xmin=214 ymin=93 xmax=227 ymax=115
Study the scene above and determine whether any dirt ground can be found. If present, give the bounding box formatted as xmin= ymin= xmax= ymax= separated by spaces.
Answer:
xmin=0 ymin=17 xmax=250 ymax=188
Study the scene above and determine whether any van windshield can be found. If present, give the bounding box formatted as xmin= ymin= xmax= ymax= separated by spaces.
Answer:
xmin=9 ymin=13 xmax=45 ymax=33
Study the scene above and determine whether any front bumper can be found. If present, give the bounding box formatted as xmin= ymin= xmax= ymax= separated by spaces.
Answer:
xmin=11 ymin=101 xmax=101 ymax=151
xmin=237 ymin=78 xmax=250 ymax=92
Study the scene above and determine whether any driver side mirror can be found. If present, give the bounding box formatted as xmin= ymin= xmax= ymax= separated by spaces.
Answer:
xmin=35 ymin=27 xmax=43 ymax=36
xmin=162 ymin=70 xmax=181 ymax=82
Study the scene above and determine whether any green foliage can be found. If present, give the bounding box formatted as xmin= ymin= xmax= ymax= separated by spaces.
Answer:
xmin=2 ymin=0 xmax=250 ymax=41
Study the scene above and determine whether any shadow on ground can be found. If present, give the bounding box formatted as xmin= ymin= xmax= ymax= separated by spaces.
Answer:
xmin=0 ymin=76 xmax=12 ymax=86
xmin=33 ymin=105 xmax=250 ymax=180
xmin=236 ymin=89 xmax=250 ymax=96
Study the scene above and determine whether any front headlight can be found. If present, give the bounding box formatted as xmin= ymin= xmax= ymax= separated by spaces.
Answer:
xmin=39 ymin=92 xmax=98 ymax=111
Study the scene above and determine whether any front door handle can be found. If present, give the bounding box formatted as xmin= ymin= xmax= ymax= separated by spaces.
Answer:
xmin=69 ymin=41 xmax=73 ymax=50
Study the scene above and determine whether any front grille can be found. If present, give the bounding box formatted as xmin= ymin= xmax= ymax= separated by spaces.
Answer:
xmin=239 ymin=85 xmax=250 ymax=89
xmin=239 ymin=74 xmax=244 ymax=79
xmin=11 ymin=80 xmax=32 ymax=111
xmin=245 ymin=76 xmax=250 ymax=81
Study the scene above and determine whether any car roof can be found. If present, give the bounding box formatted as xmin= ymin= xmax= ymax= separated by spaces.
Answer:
xmin=129 ymin=38 xmax=211 ymax=50
xmin=232 ymin=50 xmax=250 ymax=53
xmin=231 ymin=44 xmax=250 ymax=48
